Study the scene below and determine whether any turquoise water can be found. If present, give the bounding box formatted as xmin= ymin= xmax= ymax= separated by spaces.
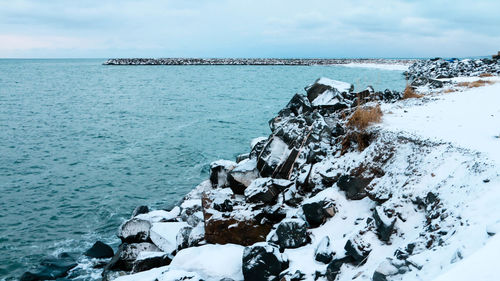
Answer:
xmin=0 ymin=59 xmax=406 ymax=279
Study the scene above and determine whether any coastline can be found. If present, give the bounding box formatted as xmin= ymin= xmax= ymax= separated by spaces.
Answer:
xmin=19 ymin=57 xmax=500 ymax=281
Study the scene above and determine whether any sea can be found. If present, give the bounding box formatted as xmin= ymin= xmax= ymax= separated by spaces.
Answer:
xmin=0 ymin=59 xmax=407 ymax=280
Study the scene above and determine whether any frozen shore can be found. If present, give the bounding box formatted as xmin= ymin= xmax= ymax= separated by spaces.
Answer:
xmin=20 ymin=57 xmax=500 ymax=281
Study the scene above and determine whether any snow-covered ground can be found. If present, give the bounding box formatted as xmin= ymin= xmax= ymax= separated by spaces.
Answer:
xmin=342 ymin=63 xmax=409 ymax=71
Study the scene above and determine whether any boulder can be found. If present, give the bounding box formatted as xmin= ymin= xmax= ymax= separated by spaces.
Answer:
xmin=117 ymin=218 xmax=151 ymax=243
xmin=84 ymin=241 xmax=114 ymax=259
xmin=268 ymin=219 xmax=309 ymax=249
xmin=250 ymin=137 xmax=268 ymax=159
xmin=373 ymin=207 xmax=397 ymax=242
xmin=344 ymin=236 xmax=372 ymax=265
xmin=176 ymin=226 xmax=193 ymax=251
xmin=209 ymin=160 xmax=237 ymax=188
xmin=134 ymin=207 xmax=180 ymax=223
xmin=256 ymin=136 xmax=291 ymax=177
xmin=336 ymin=175 xmax=371 ymax=200
xmin=305 ymin=78 xmax=353 ymax=103
xmin=104 ymin=242 xmax=161 ymax=272
xmin=244 ymin=178 xmax=281 ymax=204
xmin=302 ymin=201 xmax=330 ymax=228
xmin=131 ymin=251 xmax=171 ymax=273
xmin=282 ymin=93 xmax=312 ymax=116
xmin=149 ymin=221 xmax=189 ymax=254
xmin=242 ymin=243 xmax=289 ymax=281
xmin=212 ymin=198 xmax=234 ymax=212
xmin=372 ymin=259 xmax=405 ymax=281
xmin=325 ymin=257 xmax=353 ymax=281
xmin=227 ymin=158 xmax=260 ymax=194
xmin=314 ymin=236 xmax=334 ymax=264
xmin=20 ymin=253 xmax=77 ymax=281
xmin=188 ymin=223 xmax=205 ymax=246
xmin=131 ymin=205 xmax=149 ymax=217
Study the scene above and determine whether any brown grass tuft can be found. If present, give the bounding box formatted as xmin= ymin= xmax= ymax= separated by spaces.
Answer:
xmin=479 ymin=73 xmax=494 ymax=78
xmin=457 ymin=80 xmax=494 ymax=88
xmin=402 ymin=85 xmax=423 ymax=99
xmin=443 ymin=88 xmax=456 ymax=93
xmin=347 ymin=105 xmax=383 ymax=130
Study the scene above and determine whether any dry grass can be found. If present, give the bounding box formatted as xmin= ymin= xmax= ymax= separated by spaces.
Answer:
xmin=402 ymin=85 xmax=423 ymax=99
xmin=457 ymin=80 xmax=494 ymax=88
xmin=347 ymin=105 xmax=383 ymax=130
xmin=443 ymin=88 xmax=456 ymax=93
xmin=479 ymin=73 xmax=494 ymax=78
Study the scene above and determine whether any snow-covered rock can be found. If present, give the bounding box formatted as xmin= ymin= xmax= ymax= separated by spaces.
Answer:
xmin=242 ymin=243 xmax=288 ymax=281
xmin=117 ymin=218 xmax=151 ymax=243
xmin=149 ymin=222 xmax=189 ymax=253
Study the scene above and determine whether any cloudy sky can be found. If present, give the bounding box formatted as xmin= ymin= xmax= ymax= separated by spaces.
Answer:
xmin=1 ymin=0 xmax=499 ymax=58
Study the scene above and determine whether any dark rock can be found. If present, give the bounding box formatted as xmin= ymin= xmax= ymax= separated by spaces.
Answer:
xmin=279 ymin=270 xmax=306 ymax=281
xmin=209 ymin=160 xmax=237 ymax=188
xmin=372 ymin=271 xmax=388 ymax=281
xmin=84 ymin=241 xmax=114 ymax=259
xmin=176 ymin=226 xmax=193 ymax=250
xmin=131 ymin=205 xmax=149 ymax=217
xmin=104 ymin=242 xmax=161 ymax=272
xmin=242 ymin=244 xmax=289 ymax=281
xmin=132 ymin=253 xmax=172 ymax=273
xmin=213 ymin=198 xmax=234 ymax=212
xmin=250 ymin=138 xmax=268 ymax=159
xmin=280 ymin=93 xmax=312 ymax=117
xmin=227 ymin=158 xmax=259 ymax=194
xmin=117 ymin=218 xmax=151 ymax=243
xmin=302 ymin=201 xmax=328 ymax=228
xmin=325 ymin=257 xmax=353 ymax=281
xmin=314 ymin=236 xmax=334 ymax=264
xmin=344 ymin=237 xmax=372 ymax=265
xmin=373 ymin=207 xmax=397 ymax=242
xmin=256 ymin=136 xmax=291 ymax=177
xmin=236 ymin=153 xmax=250 ymax=163
xmin=337 ymin=175 xmax=371 ymax=200
xmin=268 ymin=219 xmax=309 ymax=249
xmin=20 ymin=253 xmax=77 ymax=281
xmin=244 ymin=178 xmax=284 ymax=204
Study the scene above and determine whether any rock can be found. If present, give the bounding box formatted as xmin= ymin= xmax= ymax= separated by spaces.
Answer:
xmin=336 ymin=175 xmax=371 ymax=200
xmin=20 ymin=253 xmax=77 ymax=281
xmin=104 ymin=242 xmax=161 ymax=272
xmin=188 ymin=223 xmax=205 ymax=246
xmin=84 ymin=241 xmax=114 ymax=259
xmin=245 ymin=178 xmax=281 ymax=204
xmin=314 ymin=236 xmax=334 ymax=264
xmin=236 ymin=153 xmax=250 ymax=163
xmin=176 ymin=226 xmax=193 ymax=251
xmin=305 ymin=78 xmax=353 ymax=103
xmin=344 ymin=236 xmax=372 ymax=265
xmin=134 ymin=207 xmax=180 ymax=223
xmin=279 ymin=270 xmax=306 ymax=281
xmin=325 ymin=257 xmax=353 ymax=281
xmin=250 ymin=137 xmax=268 ymax=159
xmin=372 ymin=259 xmax=405 ymax=281
xmin=212 ymin=198 xmax=234 ymax=212
xmin=209 ymin=160 xmax=237 ymax=188
xmin=373 ymin=207 xmax=397 ymax=242
xmin=132 ymin=251 xmax=171 ymax=273
xmin=149 ymin=221 xmax=189 ymax=254
xmin=268 ymin=219 xmax=309 ymax=249
xmin=227 ymin=158 xmax=260 ymax=194
xmin=256 ymin=136 xmax=291 ymax=177
xmin=302 ymin=201 xmax=330 ymax=228
xmin=242 ymin=243 xmax=289 ymax=281
xmin=282 ymin=93 xmax=312 ymax=116
xmin=131 ymin=205 xmax=149 ymax=217
xmin=117 ymin=218 xmax=151 ymax=243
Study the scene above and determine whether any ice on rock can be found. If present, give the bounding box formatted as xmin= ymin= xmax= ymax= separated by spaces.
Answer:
xmin=150 ymin=222 xmax=189 ymax=253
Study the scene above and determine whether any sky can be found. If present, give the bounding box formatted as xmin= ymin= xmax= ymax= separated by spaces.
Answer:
xmin=0 ymin=0 xmax=499 ymax=58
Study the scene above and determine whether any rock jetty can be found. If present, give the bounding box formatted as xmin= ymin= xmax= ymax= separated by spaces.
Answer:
xmin=103 ymin=58 xmax=415 ymax=66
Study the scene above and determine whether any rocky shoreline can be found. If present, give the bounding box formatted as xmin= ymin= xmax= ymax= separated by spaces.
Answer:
xmin=103 ymin=58 xmax=416 ymax=66
xmin=20 ymin=57 xmax=500 ymax=281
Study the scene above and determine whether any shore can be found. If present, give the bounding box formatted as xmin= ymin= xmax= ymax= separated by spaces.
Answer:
xmin=20 ymin=57 xmax=500 ymax=281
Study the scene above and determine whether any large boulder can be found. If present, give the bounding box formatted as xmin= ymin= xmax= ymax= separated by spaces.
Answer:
xmin=256 ymin=136 xmax=291 ymax=177
xmin=268 ymin=219 xmax=309 ymax=249
xmin=84 ymin=241 xmax=114 ymax=259
xmin=244 ymin=178 xmax=281 ymax=204
xmin=209 ymin=160 xmax=237 ymax=188
xmin=104 ymin=242 xmax=161 ymax=272
xmin=20 ymin=253 xmax=77 ymax=281
xmin=117 ymin=218 xmax=151 ymax=243
xmin=336 ymin=175 xmax=371 ymax=200
xmin=134 ymin=207 xmax=180 ymax=223
xmin=242 ymin=243 xmax=289 ymax=281
xmin=306 ymin=78 xmax=353 ymax=103
xmin=131 ymin=251 xmax=171 ymax=273
xmin=227 ymin=158 xmax=260 ymax=194
xmin=344 ymin=236 xmax=372 ymax=265
xmin=314 ymin=236 xmax=334 ymax=264
xmin=302 ymin=201 xmax=335 ymax=228
xmin=176 ymin=226 xmax=193 ymax=251
xmin=325 ymin=257 xmax=353 ymax=281
xmin=149 ymin=222 xmax=189 ymax=254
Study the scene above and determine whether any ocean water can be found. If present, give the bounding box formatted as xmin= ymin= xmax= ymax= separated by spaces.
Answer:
xmin=0 ymin=59 xmax=406 ymax=280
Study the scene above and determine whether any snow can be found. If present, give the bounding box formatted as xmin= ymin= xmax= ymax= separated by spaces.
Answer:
xmin=342 ymin=63 xmax=409 ymax=71
xmin=169 ymin=244 xmax=244 ymax=280
xmin=149 ymin=222 xmax=189 ymax=253
xmin=135 ymin=207 xmax=180 ymax=223
xmin=316 ymin=77 xmax=353 ymax=93
xmin=113 ymin=266 xmax=170 ymax=281
xmin=431 ymin=234 xmax=500 ymax=281
xmin=311 ymin=89 xmax=342 ymax=106
xmin=382 ymin=81 xmax=500 ymax=164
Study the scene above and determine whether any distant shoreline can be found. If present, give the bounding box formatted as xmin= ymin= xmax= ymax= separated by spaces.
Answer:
xmin=103 ymin=58 xmax=417 ymax=66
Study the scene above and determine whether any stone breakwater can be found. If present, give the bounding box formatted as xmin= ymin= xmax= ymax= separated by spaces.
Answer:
xmin=103 ymin=58 xmax=416 ymax=66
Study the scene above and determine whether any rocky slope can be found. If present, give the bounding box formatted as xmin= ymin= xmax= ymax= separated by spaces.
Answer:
xmin=20 ymin=58 xmax=500 ymax=281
